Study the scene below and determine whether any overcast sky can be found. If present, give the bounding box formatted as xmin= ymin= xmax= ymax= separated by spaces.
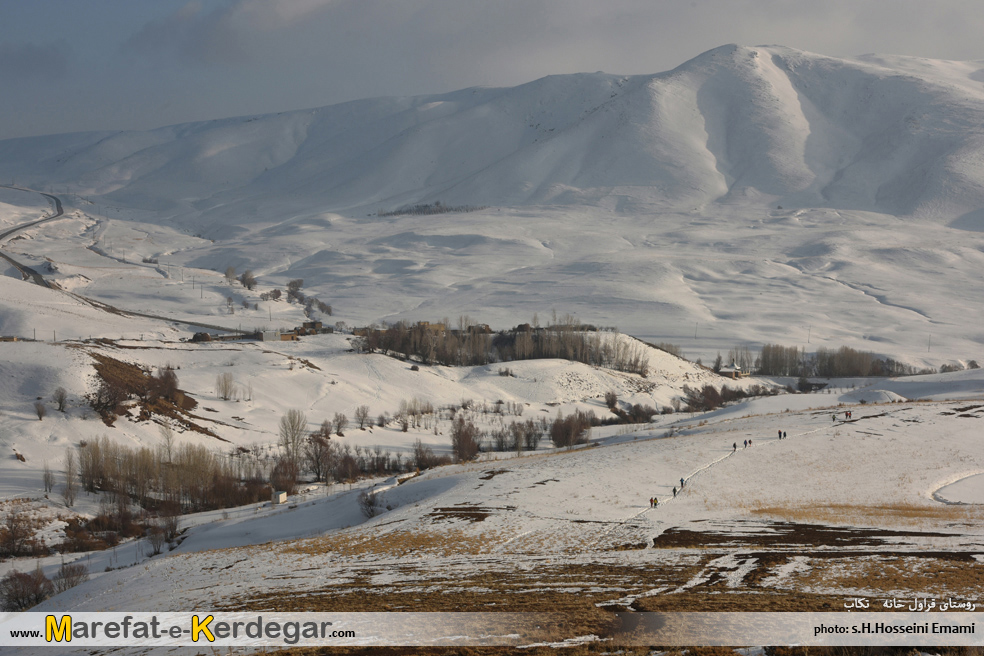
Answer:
xmin=1 ymin=0 xmax=983 ymax=140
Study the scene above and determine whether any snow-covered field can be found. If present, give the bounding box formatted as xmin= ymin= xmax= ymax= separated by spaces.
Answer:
xmin=22 ymin=389 xmax=984 ymax=626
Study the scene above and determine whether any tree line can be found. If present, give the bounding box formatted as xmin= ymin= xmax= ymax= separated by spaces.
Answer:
xmin=721 ymin=343 xmax=969 ymax=378
xmin=359 ymin=315 xmax=650 ymax=376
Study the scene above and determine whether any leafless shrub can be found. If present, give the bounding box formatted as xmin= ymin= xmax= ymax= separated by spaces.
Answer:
xmin=0 ymin=563 xmax=54 ymax=610
xmin=161 ymin=512 xmax=180 ymax=544
xmin=53 ymin=387 xmax=67 ymax=412
xmin=1 ymin=511 xmax=32 ymax=557
xmin=53 ymin=562 xmax=89 ymax=593
xmin=216 ymin=372 xmax=235 ymax=400
xmin=451 ymin=416 xmax=481 ymax=462
xmin=358 ymin=488 xmax=383 ymax=518
xmin=146 ymin=525 xmax=165 ymax=556
xmin=34 ymin=401 xmax=46 ymax=421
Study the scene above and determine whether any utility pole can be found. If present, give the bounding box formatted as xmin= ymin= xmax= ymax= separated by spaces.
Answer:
xmin=928 ymin=335 xmax=932 ymax=352
xmin=694 ymin=322 xmax=698 ymax=340
xmin=807 ymin=325 xmax=811 ymax=344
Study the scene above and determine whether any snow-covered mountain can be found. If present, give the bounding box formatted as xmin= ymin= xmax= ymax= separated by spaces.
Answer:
xmin=1 ymin=45 xmax=983 ymax=363
xmin=4 ymin=45 xmax=984 ymax=221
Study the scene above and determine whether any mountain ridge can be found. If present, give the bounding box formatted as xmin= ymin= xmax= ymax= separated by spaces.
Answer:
xmin=2 ymin=45 xmax=984 ymax=225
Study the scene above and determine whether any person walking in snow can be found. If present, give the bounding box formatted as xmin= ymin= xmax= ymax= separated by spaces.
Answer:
xmin=733 ymin=442 xmax=737 ymax=452
xmin=748 ymin=438 xmax=752 ymax=446
xmin=654 ymin=497 xmax=658 ymax=508
xmin=649 ymin=497 xmax=653 ymax=508
xmin=680 ymin=477 xmax=685 ymax=488
xmin=673 ymin=486 xmax=677 ymax=498
xmin=778 ymin=429 xmax=782 ymax=439
xmin=783 ymin=431 xmax=786 ymax=439
xmin=743 ymin=439 xmax=747 ymax=448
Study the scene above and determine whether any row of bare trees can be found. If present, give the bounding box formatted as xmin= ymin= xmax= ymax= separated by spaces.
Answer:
xmin=360 ymin=315 xmax=649 ymax=375
xmin=66 ymin=432 xmax=270 ymax=514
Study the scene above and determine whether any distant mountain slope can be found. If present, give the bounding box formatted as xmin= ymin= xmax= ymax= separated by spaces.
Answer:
xmin=3 ymin=45 xmax=984 ymax=223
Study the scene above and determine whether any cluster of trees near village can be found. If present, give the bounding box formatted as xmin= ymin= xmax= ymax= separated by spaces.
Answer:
xmin=357 ymin=313 xmax=974 ymax=380
xmin=358 ymin=314 xmax=651 ymax=375
xmin=726 ymin=344 xmax=976 ymax=378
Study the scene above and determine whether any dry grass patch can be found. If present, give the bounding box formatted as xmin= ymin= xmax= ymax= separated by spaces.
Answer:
xmin=788 ymin=555 xmax=984 ymax=598
xmin=749 ymin=503 xmax=984 ymax=528
xmin=284 ymin=528 xmax=504 ymax=558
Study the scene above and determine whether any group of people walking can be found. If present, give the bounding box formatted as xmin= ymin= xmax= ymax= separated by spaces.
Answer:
xmin=733 ymin=430 xmax=787 ymax=453
xmin=649 ymin=478 xmax=685 ymax=508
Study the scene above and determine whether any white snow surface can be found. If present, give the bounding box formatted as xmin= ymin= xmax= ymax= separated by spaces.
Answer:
xmin=0 ymin=46 xmax=981 ymax=365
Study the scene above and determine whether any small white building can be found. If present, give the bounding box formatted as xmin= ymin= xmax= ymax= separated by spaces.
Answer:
xmin=261 ymin=331 xmax=279 ymax=342
xmin=272 ymin=490 xmax=287 ymax=504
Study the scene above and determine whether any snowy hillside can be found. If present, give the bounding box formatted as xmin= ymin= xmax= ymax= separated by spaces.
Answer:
xmin=0 ymin=46 xmax=981 ymax=367
xmin=14 ymin=384 xmax=984 ymax=650
xmin=5 ymin=45 xmax=984 ymax=220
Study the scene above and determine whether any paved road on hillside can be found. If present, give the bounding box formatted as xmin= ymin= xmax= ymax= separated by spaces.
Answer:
xmin=0 ymin=185 xmax=65 ymax=287
xmin=0 ymin=185 xmax=248 ymax=335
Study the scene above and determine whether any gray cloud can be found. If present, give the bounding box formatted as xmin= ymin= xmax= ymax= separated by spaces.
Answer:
xmin=122 ymin=0 xmax=338 ymax=65
xmin=2 ymin=0 xmax=984 ymax=140
xmin=0 ymin=41 xmax=70 ymax=81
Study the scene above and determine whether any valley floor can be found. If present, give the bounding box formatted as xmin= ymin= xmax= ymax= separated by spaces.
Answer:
xmin=23 ymin=396 xmax=984 ymax=651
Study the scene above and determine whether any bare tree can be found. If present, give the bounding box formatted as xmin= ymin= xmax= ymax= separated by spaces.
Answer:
xmin=62 ymin=448 xmax=77 ymax=508
xmin=146 ymin=524 xmax=165 ymax=556
xmin=333 ymin=412 xmax=348 ymax=437
xmin=304 ymin=434 xmax=337 ymax=484
xmin=42 ymin=461 xmax=55 ymax=493
xmin=1 ymin=511 xmax=31 ymax=557
xmin=159 ymin=424 xmax=175 ymax=464
xmin=224 ymin=265 xmax=236 ymax=282
xmin=53 ymin=387 xmax=67 ymax=412
xmin=33 ymin=401 xmax=45 ymax=421
xmin=238 ymin=269 xmax=256 ymax=290
xmin=270 ymin=457 xmax=299 ymax=495
xmin=0 ymin=563 xmax=53 ymax=611
xmin=278 ymin=409 xmax=307 ymax=468
xmin=52 ymin=562 xmax=89 ymax=594
xmin=161 ymin=512 xmax=180 ymax=544
xmin=287 ymin=279 xmax=304 ymax=303
xmin=450 ymin=416 xmax=480 ymax=463
xmin=355 ymin=405 xmax=371 ymax=430
xmin=215 ymin=372 xmax=235 ymax=401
